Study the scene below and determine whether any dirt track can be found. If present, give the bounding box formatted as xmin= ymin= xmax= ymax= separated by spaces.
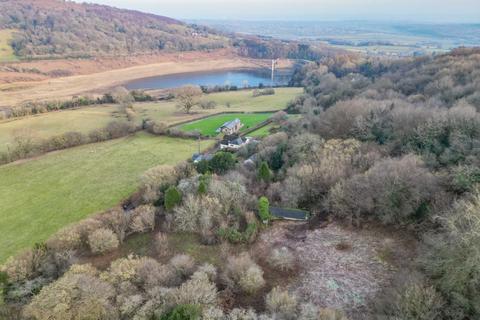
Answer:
xmin=0 ymin=51 xmax=293 ymax=107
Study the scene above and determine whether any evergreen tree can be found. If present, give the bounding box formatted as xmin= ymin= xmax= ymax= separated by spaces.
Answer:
xmin=198 ymin=180 xmax=207 ymax=194
xmin=209 ymin=152 xmax=236 ymax=174
xmin=258 ymin=196 xmax=271 ymax=222
xmin=258 ymin=161 xmax=272 ymax=183
xmin=164 ymin=186 xmax=182 ymax=210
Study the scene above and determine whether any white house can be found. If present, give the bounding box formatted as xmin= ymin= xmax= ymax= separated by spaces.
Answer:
xmin=219 ymin=136 xmax=252 ymax=150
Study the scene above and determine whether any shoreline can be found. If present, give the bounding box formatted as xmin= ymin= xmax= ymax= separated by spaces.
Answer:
xmin=0 ymin=56 xmax=294 ymax=108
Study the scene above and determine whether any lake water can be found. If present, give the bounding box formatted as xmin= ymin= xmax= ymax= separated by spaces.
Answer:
xmin=125 ymin=69 xmax=291 ymax=90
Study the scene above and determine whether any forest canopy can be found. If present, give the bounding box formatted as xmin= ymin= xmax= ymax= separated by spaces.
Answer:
xmin=0 ymin=0 xmax=228 ymax=58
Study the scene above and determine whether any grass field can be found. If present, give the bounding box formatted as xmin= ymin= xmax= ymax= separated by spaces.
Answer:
xmin=248 ymin=123 xmax=275 ymax=137
xmin=0 ymin=132 xmax=213 ymax=263
xmin=137 ymin=87 xmax=301 ymax=123
xmin=0 ymin=104 xmax=124 ymax=152
xmin=0 ymin=29 xmax=17 ymax=62
xmin=179 ymin=112 xmax=273 ymax=136
xmin=0 ymin=88 xmax=301 ymax=152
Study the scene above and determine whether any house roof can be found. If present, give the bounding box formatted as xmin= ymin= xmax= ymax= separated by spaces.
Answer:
xmin=220 ymin=136 xmax=247 ymax=146
xmin=216 ymin=118 xmax=241 ymax=132
xmin=192 ymin=153 xmax=213 ymax=162
xmin=269 ymin=206 xmax=309 ymax=221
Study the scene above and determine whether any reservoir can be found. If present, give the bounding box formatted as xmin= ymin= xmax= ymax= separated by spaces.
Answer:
xmin=125 ymin=69 xmax=291 ymax=90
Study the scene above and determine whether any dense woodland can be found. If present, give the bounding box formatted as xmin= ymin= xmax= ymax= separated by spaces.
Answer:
xmin=0 ymin=0 xmax=228 ymax=58
xmin=1 ymin=29 xmax=480 ymax=320
xmin=0 ymin=0 xmax=334 ymax=60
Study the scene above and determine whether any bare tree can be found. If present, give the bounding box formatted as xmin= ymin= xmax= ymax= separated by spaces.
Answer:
xmin=175 ymin=85 xmax=203 ymax=114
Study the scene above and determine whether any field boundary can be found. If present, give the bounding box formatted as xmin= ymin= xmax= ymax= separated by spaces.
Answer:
xmin=170 ymin=110 xmax=279 ymax=129
xmin=240 ymin=119 xmax=274 ymax=137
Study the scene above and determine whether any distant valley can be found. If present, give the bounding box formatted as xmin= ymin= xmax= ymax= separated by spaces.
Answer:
xmin=193 ymin=20 xmax=480 ymax=56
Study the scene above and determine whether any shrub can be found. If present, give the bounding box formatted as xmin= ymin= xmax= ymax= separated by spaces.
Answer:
xmin=23 ymin=266 xmax=115 ymax=320
xmin=88 ymin=228 xmax=119 ymax=254
xmin=145 ymin=120 xmax=169 ymax=135
xmin=171 ymin=271 xmax=217 ymax=307
xmin=198 ymin=180 xmax=207 ymax=195
xmin=199 ymin=100 xmax=217 ymax=109
xmin=195 ymin=159 xmax=210 ymax=175
xmin=223 ymin=253 xmax=265 ymax=294
xmin=202 ymin=306 xmax=224 ymax=320
xmin=97 ymin=208 xmax=129 ymax=243
xmin=267 ymin=247 xmax=295 ymax=272
xmin=47 ymin=226 xmax=82 ymax=251
xmin=129 ymin=205 xmax=156 ymax=233
xmin=177 ymin=175 xmax=201 ymax=196
xmin=135 ymin=257 xmax=176 ymax=289
xmin=450 ymin=165 xmax=480 ymax=193
xmin=73 ymin=218 xmax=104 ymax=245
xmin=173 ymin=195 xmax=221 ymax=234
xmin=227 ymin=308 xmax=258 ymax=319
xmin=169 ymin=254 xmax=196 ymax=279
xmin=160 ymin=304 xmax=202 ymax=320
xmin=271 ymin=110 xmax=288 ymax=124
xmin=88 ymin=127 xmax=109 ymax=142
xmin=253 ymin=88 xmax=275 ymax=97
xmin=258 ymin=197 xmax=271 ymax=222
xmin=153 ymin=232 xmax=170 ymax=257
xmin=243 ymin=222 xmax=258 ymax=244
xmin=208 ymin=152 xmax=236 ymax=174
xmin=328 ymin=154 xmax=439 ymax=225
xmin=298 ymin=303 xmax=319 ymax=320
xmin=318 ymin=308 xmax=348 ymax=320
xmin=195 ymin=264 xmax=217 ymax=283
xmin=217 ymin=228 xmax=244 ymax=244
xmin=238 ymin=266 xmax=265 ymax=295
xmin=381 ymin=283 xmax=444 ymax=320
xmin=422 ymin=188 xmax=480 ymax=319
xmin=131 ymin=90 xmax=154 ymax=102
xmin=0 ymin=271 xmax=7 ymax=303
xmin=140 ymin=165 xmax=177 ymax=203
xmin=265 ymin=287 xmax=298 ymax=320
xmin=165 ymin=186 xmax=183 ymax=210
xmin=208 ymin=177 xmax=248 ymax=216
xmin=101 ymin=255 xmax=142 ymax=285
xmin=280 ymin=138 xmax=371 ymax=208
xmin=119 ymin=294 xmax=144 ymax=318
xmin=105 ymin=121 xmax=136 ymax=139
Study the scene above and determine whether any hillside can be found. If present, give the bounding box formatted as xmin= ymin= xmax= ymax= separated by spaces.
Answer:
xmin=0 ymin=0 xmax=229 ymax=59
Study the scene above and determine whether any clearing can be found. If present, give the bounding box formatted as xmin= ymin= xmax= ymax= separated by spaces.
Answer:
xmin=254 ymin=221 xmax=416 ymax=319
xmin=0 ymin=132 xmax=213 ymax=263
xmin=0 ymin=29 xmax=17 ymax=62
xmin=0 ymin=88 xmax=301 ymax=152
xmin=78 ymin=219 xmax=415 ymax=316
xmin=178 ymin=112 xmax=273 ymax=136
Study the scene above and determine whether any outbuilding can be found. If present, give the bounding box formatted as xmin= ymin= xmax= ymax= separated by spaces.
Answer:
xmin=269 ymin=206 xmax=309 ymax=221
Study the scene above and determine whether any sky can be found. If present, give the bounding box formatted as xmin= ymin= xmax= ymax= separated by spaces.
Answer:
xmin=79 ymin=0 xmax=480 ymax=23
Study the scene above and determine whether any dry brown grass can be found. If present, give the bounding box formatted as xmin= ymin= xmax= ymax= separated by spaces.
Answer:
xmin=0 ymin=53 xmax=292 ymax=108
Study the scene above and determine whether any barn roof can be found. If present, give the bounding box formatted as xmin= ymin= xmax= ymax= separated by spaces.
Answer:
xmin=269 ymin=206 xmax=309 ymax=221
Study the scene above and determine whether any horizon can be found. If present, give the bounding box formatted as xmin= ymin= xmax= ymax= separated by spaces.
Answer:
xmin=78 ymin=0 xmax=480 ymax=24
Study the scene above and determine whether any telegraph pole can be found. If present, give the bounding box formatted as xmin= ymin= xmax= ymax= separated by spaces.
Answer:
xmin=271 ymin=59 xmax=276 ymax=87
